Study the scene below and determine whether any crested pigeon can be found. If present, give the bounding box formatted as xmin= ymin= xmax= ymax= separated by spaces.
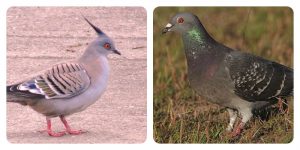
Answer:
xmin=7 ymin=17 xmax=121 ymax=137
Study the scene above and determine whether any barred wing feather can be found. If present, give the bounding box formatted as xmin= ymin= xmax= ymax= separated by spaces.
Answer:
xmin=7 ymin=63 xmax=91 ymax=99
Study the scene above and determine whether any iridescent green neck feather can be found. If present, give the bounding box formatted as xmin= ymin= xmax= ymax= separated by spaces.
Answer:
xmin=187 ymin=27 xmax=204 ymax=43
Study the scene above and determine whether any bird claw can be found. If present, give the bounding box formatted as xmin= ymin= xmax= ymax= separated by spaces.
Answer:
xmin=277 ymin=98 xmax=289 ymax=114
xmin=67 ymin=129 xmax=86 ymax=135
xmin=230 ymin=122 xmax=244 ymax=137
xmin=41 ymin=129 xmax=86 ymax=136
xmin=47 ymin=130 xmax=66 ymax=137
xmin=231 ymin=129 xmax=241 ymax=137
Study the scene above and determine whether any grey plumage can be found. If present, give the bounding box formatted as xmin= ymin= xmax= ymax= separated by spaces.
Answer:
xmin=162 ymin=12 xmax=293 ymax=136
xmin=7 ymin=17 xmax=121 ymax=137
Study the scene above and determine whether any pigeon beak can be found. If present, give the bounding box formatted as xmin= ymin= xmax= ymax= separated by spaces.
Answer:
xmin=162 ymin=23 xmax=173 ymax=34
xmin=113 ymin=49 xmax=121 ymax=55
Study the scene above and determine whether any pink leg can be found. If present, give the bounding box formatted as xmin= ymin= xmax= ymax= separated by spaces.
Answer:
xmin=278 ymin=98 xmax=283 ymax=112
xmin=231 ymin=121 xmax=244 ymax=137
xmin=278 ymin=98 xmax=288 ymax=113
xmin=59 ymin=115 xmax=85 ymax=135
xmin=46 ymin=118 xmax=66 ymax=137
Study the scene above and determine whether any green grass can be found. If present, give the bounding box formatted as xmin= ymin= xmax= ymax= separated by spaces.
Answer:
xmin=153 ymin=7 xmax=293 ymax=143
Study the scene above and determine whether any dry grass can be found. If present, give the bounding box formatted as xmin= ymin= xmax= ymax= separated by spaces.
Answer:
xmin=153 ymin=7 xmax=293 ymax=143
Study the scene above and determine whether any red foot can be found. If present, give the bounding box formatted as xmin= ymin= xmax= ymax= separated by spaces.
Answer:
xmin=277 ymin=98 xmax=288 ymax=114
xmin=60 ymin=115 xmax=86 ymax=135
xmin=43 ymin=116 xmax=86 ymax=137
xmin=67 ymin=129 xmax=86 ymax=135
xmin=47 ymin=130 xmax=66 ymax=137
xmin=46 ymin=118 xmax=66 ymax=137
xmin=231 ymin=122 xmax=244 ymax=137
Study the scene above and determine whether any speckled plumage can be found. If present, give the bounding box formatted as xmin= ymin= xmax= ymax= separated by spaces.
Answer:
xmin=163 ymin=12 xmax=293 ymax=136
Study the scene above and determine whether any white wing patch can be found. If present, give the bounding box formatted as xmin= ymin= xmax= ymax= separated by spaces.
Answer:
xmin=16 ymin=63 xmax=91 ymax=100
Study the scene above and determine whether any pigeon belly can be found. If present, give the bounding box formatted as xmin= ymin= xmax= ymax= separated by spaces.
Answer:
xmin=183 ymin=34 xmax=235 ymax=106
xmin=188 ymin=63 xmax=235 ymax=106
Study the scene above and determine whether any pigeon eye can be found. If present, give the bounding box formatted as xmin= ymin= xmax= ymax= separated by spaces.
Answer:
xmin=103 ymin=43 xmax=111 ymax=50
xmin=177 ymin=17 xmax=184 ymax=24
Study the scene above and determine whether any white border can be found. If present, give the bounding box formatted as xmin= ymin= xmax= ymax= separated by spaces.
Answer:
xmin=1 ymin=0 xmax=298 ymax=149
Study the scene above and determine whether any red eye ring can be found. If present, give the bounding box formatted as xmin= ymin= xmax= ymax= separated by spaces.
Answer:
xmin=103 ymin=43 xmax=111 ymax=49
xmin=177 ymin=17 xmax=184 ymax=24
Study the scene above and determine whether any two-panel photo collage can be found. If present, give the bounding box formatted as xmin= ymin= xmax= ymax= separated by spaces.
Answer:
xmin=3 ymin=0 xmax=297 ymax=147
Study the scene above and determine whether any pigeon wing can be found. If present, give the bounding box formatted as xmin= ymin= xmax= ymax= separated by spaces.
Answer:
xmin=7 ymin=63 xmax=91 ymax=100
xmin=225 ymin=51 xmax=293 ymax=102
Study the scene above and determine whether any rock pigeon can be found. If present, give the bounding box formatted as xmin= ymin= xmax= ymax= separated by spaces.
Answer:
xmin=7 ymin=17 xmax=121 ymax=137
xmin=162 ymin=12 xmax=293 ymax=136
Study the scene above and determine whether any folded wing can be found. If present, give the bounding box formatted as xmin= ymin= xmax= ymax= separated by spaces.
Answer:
xmin=7 ymin=63 xmax=91 ymax=100
xmin=225 ymin=51 xmax=293 ymax=102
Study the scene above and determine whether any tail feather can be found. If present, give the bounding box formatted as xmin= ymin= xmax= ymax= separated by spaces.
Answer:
xmin=7 ymin=84 xmax=42 ymax=105
xmin=7 ymin=84 xmax=18 ymax=93
xmin=7 ymin=84 xmax=24 ymax=104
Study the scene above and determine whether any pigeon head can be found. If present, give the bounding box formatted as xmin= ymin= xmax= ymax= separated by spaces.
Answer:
xmin=91 ymin=37 xmax=120 ymax=56
xmin=162 ymin=12 xmax=214 ymax=44
xmin=162 ymin=12 xmax=202 ymax=34
xmin=83 ymin=16 xmax=121 ymax=56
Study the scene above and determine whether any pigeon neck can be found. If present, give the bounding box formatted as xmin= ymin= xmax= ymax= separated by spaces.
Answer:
xmin=182 ymin=26 xmax=215 ymax=56
xmin=181 ymin=26 xmax=221 ymax=80
xmin=184 ymin=22 xmax=214 ymax=43
xmin=79 ymin=50 xmax=109 ymax=78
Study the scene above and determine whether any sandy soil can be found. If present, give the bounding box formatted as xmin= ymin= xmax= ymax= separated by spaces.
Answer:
xmin=6 ymin=7 xmax=147 ymax=143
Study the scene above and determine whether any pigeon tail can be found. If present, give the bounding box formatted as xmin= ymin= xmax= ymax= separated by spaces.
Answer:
xmin=7 ymin=84 xmax=43 ymax=105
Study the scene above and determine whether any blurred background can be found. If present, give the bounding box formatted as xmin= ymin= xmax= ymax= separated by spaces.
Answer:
xmin=153 ymin=7 xmax=293 ymax=143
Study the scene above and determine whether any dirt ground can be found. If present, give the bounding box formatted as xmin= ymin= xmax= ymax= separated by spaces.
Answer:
xmin=6 ymin=7 xmax=147 ymax=143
